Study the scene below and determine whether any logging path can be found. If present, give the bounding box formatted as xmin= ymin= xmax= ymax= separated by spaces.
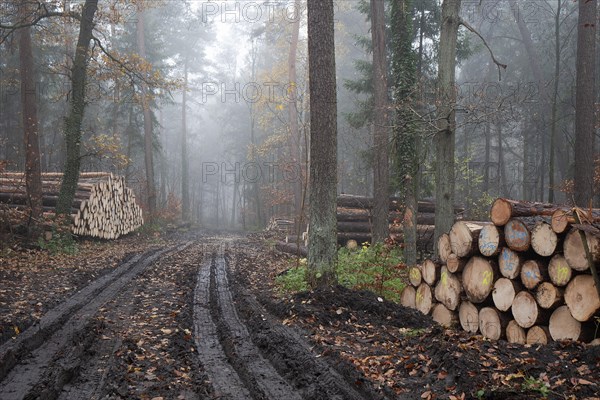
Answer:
xmin=0 ymin=230 xmax=598 ymax=399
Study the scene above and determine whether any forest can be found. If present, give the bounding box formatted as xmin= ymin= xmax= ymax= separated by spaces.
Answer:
xmin=0 ymin=1 xmax=599 ymax=399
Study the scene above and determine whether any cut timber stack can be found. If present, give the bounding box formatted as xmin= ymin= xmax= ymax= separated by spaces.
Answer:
xmin=401 ymin=197 xmax=600 ymax=344
xmin=336 ymin=194 xmax=464 ymax=251
xmin=0 ymin=172 xmax=143 ymax=239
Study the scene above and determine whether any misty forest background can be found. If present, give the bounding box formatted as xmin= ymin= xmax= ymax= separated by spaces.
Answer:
xmin=1 ymin=0 xmax=599 ymax=232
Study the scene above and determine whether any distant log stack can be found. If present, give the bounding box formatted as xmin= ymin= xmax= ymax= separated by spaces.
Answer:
xmin=0 ymin=172 xmax=144 ymax=239
xmin=335 ymin=195 xmax=464 ymax=252
xmin=401 ymin=197 xmax=600 ymax=344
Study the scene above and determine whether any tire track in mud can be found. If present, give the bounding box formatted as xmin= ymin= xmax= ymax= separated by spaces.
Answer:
xmin=194 ymin=242 xmax=385 ymax=400
xmin=0 ymin=242 xmax=191 ymax=400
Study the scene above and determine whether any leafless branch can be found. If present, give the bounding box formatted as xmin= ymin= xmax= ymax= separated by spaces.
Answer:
xmin=459 ymin=18 xmax=508 ymax=81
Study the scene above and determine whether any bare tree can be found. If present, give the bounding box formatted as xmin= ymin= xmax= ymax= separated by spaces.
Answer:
xmin=288 ymin=0 xmax=302 ymax=224
xmin=371 ymin=0 xmax=389 ymax=243
xmin=574 ymin=0 xmax=597 ymax=206
xmin=182 ymin=56 xmax=190 ymax=221
xmin=433 ymin=0 xmax=461 ymax=252
xmin=57 ymin=0 xmax=99 ymax=215
xmin=136 ymin=6 xmax=156 ymax=216
xmin=306 ymin=0 xmax=338 ymax=288
xmin=18 ymin=2 xmax=42 ymax=235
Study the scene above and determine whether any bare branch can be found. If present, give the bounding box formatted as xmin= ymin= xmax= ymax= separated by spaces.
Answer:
xmin=459 ymin=18 xmax=508 ymax=81
xmin=0 ymin=10 xmax=81 ymax=45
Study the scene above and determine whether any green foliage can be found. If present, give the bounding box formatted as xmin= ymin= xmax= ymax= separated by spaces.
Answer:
xmin=276 ymin=243 xmax=407 ymax=302
xmin=455 ymin=154 xmax=494 ymax=220
xmin=522 ymin=376 xmax=550 ymax=398
xmin=37 ymin=230 xmax=78 ymax=255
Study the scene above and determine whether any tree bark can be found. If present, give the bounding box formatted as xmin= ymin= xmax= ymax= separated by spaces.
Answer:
xmin=18 ymin=5 xmax=42 ymax=235
xmin=370 ymin=0 xmax=389 ymax=243
xmin=288 ymin=0 xmax=302 ymax=223
xmin=181 ymin=57 xmax=190 ymax=221
xmin=136 ymin=6 xmax=156 ymax=216
xmin=57 ymin=0 xmax=99 ymax=216
xmin=548 ymin=0 xmax=562 ymax=203
xmin=434 ymin=0 xmax=461 ymax=252
xmin=573 ymin=0 xmax=597 ymax=206
xmin=306 ymin=0 xmax=338 ymax=288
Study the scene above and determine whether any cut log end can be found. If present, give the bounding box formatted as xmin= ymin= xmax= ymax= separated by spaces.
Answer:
xmin=526 ymin=326 xmax=551 ymax=345
xmin=462 ymin=256 xmax=497 ymax=303
xmin=490 ymin=198 xmax=512 ymax=226
xmin=549 ymin=305 xmax=582 ymax=341
xmin=415 ymin=283 xmax=433 ymax=315
xmin=432 ymin=303 xmax=457 ymax=328
xmin=438 ymin=233 xmax=452 ymax=262
xmin=459 ymin=301 xmax=479 ymax=333
xmin=564 ymin=275 xmax=600 ymax=322
xmin=506 ymin=320 xmax=526 ymax=344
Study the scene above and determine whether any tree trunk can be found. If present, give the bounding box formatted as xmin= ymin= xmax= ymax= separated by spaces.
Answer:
xmin=288 ymin=0 xmax=302 ymax=223
xmin=434 ymin=0 xmax=461 ymax=252
xmin=391 ymin=0 xmax=419 ymax=266
xmin=449 ymin=221 xmax=485 ymax=257
xmin=573 ymin=0 xmax=597 ymax=206
xmin=18 ymin=7 xmax=42 ymax=235
xmin=548 ymin=0 xmax=562 ymax=203
xmin=437 ymin=233 xmax=452 ymax=263
xmin=490 ymin=198 xmax=562 ymax=226
xmin=306 ymin=0 xmax=338 ymax=288
xmin=57 ymin=0 xmax=99 ymax=216
xmin=181 ymin=57 xmax=190 ymax=221
xmin=136 ymin=7 xmax=156 ymax=216
xmin=370 ymin=0 xmax=389 ymax=243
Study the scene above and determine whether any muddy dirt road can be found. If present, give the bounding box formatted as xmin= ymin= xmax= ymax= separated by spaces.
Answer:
xmin=0 ymin=233 xmax=386 ymax=400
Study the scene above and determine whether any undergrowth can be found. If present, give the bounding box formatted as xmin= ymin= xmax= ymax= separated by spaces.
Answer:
xmin=276 ymin=242 xmax=407 ymax=302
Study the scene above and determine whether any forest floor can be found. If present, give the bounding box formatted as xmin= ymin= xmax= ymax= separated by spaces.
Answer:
xmin=0 ymin=229 xmax=598 ymax=400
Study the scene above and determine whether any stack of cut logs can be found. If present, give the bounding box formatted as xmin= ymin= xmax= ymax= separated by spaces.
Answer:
xmin=0 ymin=172 xmax=143 ymax=239
xmin=401 ymin=198 xmax=600 ymax=344
xmin=275 ymin=195 xmax=464 ymax=257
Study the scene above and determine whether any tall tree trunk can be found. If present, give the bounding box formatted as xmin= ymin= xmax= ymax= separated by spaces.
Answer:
xmin=548 ymin=0 xmax=562 ymax=203
xmin=181 ymin=57 xmax=190 ymax=220
xmin=433 ymin=0 xmax=461 ymax=253
xmin=392 ymin=0 xmax=419 ymax=266
xmin=509 ymin=0 xmax=548 ymax=201
xmin=306 ymin=0 xmax=338 ymax=288
xmin=18 ymin=7 xmax=42 ymax=234
xmin=574 ymin=0 xmax=597 ymax=206
xmin=57 ymin=0 xmax=99 ymax=215
xmin=371 ymin=0 xmax=389 ymax=243
xmin=483 ymin=121 xmax=491 ymax=193
xmin=496 ymin=122 xmax=507 ymax=197
xmin=136 ymin=7 xmax=156 ymax=216
xmin=288 ymin=0 xmax=302 ymax=226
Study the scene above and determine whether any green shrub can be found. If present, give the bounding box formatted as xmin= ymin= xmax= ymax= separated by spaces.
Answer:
xmin=276 ymin=242 xmax=407 ymax=302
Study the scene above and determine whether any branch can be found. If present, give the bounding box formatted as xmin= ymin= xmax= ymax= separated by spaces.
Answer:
xmin=0 ymin=10 xmax=81 ymax=45
xmin=90 ymin=35 xmax=148 ymax=85
xmin=459 ymin=18 xmax=508 ymax=81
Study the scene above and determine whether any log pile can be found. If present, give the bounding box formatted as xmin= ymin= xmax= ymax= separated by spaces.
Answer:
xmin=401 ymin=197 xmax=600 ymax=344
xmin=335 ymin=195 xmax=464 ymax=251
xmin=0 ymin=172 xmax=144 ymax=239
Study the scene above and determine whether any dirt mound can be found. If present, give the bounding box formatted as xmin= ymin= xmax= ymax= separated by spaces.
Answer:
xmin=277 ymin=285 xmax=433 ymax=330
